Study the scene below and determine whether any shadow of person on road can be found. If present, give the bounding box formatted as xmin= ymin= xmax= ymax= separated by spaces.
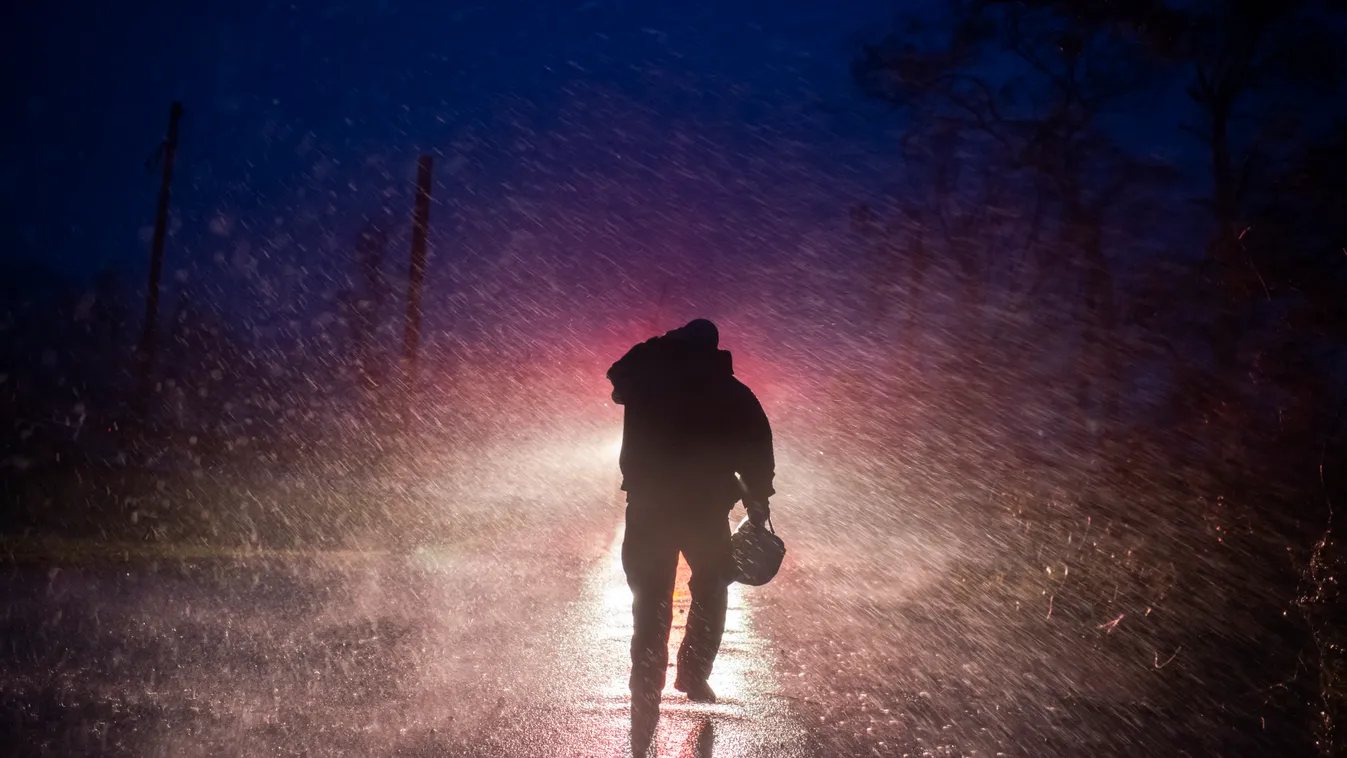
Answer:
xmin=631 ymin=704 xmax=715 ymax=758
xmin=631 ymin=695 xmax=659 ymax=757
xmin=676 ymin=716 xmax=714 ymax=758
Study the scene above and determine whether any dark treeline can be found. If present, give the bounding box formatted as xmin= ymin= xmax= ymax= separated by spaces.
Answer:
xmin=838 ymin=1 xmax=1346 ymax=753
xmin=0 ymin=209 xmax=612 ymax=551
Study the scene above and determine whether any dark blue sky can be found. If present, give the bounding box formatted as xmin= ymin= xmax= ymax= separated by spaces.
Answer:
xmin=7 ymin=0 xmax=1210 ymax=371
xmin=7 ymin=0 xmax=940 ymax=363
xmin=8 ymin=0 xmax=899 ymax=274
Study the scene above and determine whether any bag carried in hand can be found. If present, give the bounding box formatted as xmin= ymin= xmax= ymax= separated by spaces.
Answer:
xmin=732 ymin=516 xmax=786 ymax=586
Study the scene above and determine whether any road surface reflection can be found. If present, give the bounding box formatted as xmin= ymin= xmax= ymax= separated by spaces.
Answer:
xmin=545 ymin=524 xmax=805 ymax=757
xmin=3 ymin=503 xmax=808 ymax=756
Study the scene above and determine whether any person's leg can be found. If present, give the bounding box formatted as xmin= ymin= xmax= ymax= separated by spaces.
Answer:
xmin=622 ymin=503 xmax=680 ymax=697
xmin=675 ymin=509 xmax=734 ymax=689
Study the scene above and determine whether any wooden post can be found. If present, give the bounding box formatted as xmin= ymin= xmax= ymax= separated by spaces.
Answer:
xmin=400 ymin=155 xmax=434 ymax=425
xmin=137 ymin=101 xmax=184 ymax=413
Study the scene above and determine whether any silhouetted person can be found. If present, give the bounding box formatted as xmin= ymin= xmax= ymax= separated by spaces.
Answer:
xmin=608 ymin=318 xmax=775 ymax=718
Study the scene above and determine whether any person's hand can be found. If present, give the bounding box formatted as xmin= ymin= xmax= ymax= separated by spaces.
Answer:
xmin=745 ymin=498 xmax=770 ymax=526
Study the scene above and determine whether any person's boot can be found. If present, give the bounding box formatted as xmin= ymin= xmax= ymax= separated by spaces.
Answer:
xmin=673 ymin=674 xmax=716 ymax=703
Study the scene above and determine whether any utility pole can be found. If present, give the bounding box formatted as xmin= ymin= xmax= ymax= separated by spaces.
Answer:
xmin=399 ymin=155 xmax=434 ymax=427
xmin=137 ymin=101 xmax=184 ymax=414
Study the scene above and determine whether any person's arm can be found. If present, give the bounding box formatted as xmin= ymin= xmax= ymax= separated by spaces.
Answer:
xmin=733 ymin=381 xmax=775 ymax=522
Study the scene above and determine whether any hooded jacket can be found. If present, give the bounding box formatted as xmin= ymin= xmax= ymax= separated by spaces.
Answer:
xmin=607 ymin=334 xmax=775 ymax=508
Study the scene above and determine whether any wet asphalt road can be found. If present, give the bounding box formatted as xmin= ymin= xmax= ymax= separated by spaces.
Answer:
xmin=2 ymin=500 xmax=805 ymax=758
xmin=2 ymin=460 xmax=1319 ymax=757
